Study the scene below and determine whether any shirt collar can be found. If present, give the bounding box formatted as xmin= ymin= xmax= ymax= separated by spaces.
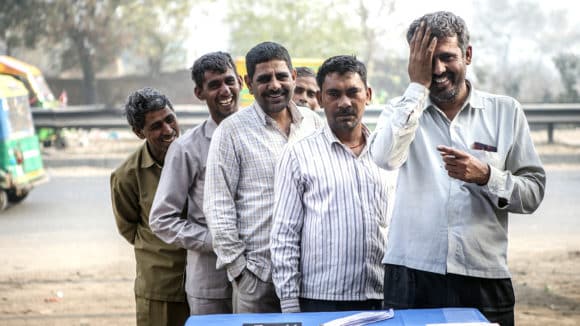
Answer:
xmin=252 ymin=101 xmax=304 ymax=126
xmin=203 ymin=115 xmax=218 ymax=139
xmin=425 ymin=80 xmax=484 ymax=112
xmin=141 ymin=142 xmax=162 ymax=169
xmin=322 ymin=123 xmax=370 ymax=150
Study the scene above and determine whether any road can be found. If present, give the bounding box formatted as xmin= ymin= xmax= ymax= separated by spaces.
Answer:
xmin=0 ymin=166 xmax=578 ymax=325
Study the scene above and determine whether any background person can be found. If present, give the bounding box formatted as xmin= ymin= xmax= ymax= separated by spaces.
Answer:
xmin=149 ymin=52 xmax=243 ymax=314
xmin=110 ymin=87 xmax=189 ymax=326
xmin=292 ymin=66 xmax=321 ymax=111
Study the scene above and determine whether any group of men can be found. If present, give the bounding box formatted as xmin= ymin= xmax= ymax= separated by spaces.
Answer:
xmin=110 ymin=11 xmax=545 ymax=326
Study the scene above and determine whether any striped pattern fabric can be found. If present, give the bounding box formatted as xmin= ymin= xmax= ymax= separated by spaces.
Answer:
xmin=271 ymin=125 xmax=397 ymax=312
xmin=203 ymin=102 xmax=323 ymax=283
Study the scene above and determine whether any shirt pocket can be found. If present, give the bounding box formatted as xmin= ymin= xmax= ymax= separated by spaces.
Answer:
xmin=470 ymin=149 xmax=503 ymax=170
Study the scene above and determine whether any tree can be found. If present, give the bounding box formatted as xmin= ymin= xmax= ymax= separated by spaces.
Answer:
xmin=117 ymin=0 xmax=196 ymax=76
xmin=226 ymin=0 xmax=364 ymax=58
xmin=0 ymin=1 xmax=48 ymax=55
xmin=553 ymin=53 xmax=580 ymax=102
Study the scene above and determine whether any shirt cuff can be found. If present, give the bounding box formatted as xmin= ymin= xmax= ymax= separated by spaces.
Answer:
xmin=405 ymin=83 xmax=430 ymax=102
xmin=483 ymin=165 xmax=509 ymax=208
xmin=226 ymin=255 xmax=247 ymax=281
xmin=280 ymin=298 xmax=301 ymax=313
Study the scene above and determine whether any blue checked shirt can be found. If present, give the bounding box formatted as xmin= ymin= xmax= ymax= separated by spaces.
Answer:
xmin=369 ymin=82 xmax=546 ymax=278
xmin=271 ymin=125 xmax=398 ymax=312
xmin=204 ymin=102 xmax=324 ymax=283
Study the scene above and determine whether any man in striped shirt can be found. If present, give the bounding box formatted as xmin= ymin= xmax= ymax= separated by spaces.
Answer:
xmin=203 ymin=42 xmax=324 ymax=313
xmin=271 ymin=55 xmax=397 ymax=313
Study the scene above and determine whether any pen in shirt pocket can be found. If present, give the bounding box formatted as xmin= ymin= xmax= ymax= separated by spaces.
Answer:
xmin=472 ymin=141 xmax=497 ymax=152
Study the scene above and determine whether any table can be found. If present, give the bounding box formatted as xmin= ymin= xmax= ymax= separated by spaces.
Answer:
xmin=185 ymin=308 xmax=489 ymax=325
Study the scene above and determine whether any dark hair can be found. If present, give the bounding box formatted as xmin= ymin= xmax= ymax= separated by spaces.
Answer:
xmin=191 ymin=51 xmax=238 ymax=88
xmin=316 ymin=55 xmax=367 ymax=89
xmin=124 ymin=87 xmax=174 ymax=130
xmin=245 ymin=41 xmax=292 ymax=80
xmin=296 ymin=66 xmax=315 ymax=78
xmin=406 ymin=11 xmax=470 ymax=55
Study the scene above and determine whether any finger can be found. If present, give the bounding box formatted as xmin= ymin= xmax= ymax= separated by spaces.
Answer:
xmin=438 ymin=145 xmax=468 ymax=158
xmin=420 ymin=26 xmax=433 ymax=51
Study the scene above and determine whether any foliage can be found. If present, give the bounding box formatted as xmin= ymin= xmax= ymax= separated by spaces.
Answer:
xmin=226 ymin=0 xmax=364 ymax=59
xmin=117 ymin=0 xmax=196 ymax=76
xmin=553 ymin=53 xmax=580 ymax=102
xmin=0 ymin=0 xmax=48 ymax=55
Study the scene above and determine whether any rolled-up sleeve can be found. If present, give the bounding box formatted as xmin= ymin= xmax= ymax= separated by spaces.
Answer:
xmin=482 ymin=101 xmax=546 ymax=213
xmin=369 ymin=83 xmax=429 ymax=170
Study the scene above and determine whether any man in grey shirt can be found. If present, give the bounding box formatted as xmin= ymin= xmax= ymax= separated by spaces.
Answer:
xmin=150 ymin=52 xmax=243 ymax=314
xmin=204 ymin=42 xmax=324 ymax=313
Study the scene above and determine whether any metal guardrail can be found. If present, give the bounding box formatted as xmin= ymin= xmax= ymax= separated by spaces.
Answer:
xmin=31 ymin=103 xmax=580 ymax=143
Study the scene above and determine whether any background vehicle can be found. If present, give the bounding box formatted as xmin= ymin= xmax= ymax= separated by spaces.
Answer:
xmin=0 ymin=75 xmax=48 ymax=210
xmin=234 ymin=57 xmax=323 ymax=108
xmin=0 ymin=56 xmax=60 ymax=109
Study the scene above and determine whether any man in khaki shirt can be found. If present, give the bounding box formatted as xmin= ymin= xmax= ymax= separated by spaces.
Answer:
xmin=110 ymin=87 xmax=188 ymax=326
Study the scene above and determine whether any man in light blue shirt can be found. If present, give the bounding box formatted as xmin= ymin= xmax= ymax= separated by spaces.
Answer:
xmin=369 ymin=11 xmax=545 ymax=326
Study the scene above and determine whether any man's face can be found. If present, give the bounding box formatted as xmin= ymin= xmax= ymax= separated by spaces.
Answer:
xmin=293 ymin=75 xmax=320 ymax=110
xmin=195 ymin=68 xmax=242 ymax=124
xmin=429 ymin=36 xmax=472 ymax=105
xmin=134 ymin=106 xmax=179 ymax=162
xmin=319 ymin=72 xmax=371 ymax=133
xmin=245 ymin=60 xmax=296 ymax=116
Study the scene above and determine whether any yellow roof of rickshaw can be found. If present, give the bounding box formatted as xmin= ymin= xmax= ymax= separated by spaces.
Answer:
xmin=0 ymin=75 xmax=29 ymax=98
xmin=0 ymin=55 xmax=42 ymax=77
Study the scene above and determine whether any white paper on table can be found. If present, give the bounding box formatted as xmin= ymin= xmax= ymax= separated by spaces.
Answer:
xmin=320 ymin=309 xmax=395 ymax=326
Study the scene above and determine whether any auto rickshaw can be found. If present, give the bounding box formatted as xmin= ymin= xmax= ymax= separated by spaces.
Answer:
xmin=0 ymin=75 xmax=48 ymax=210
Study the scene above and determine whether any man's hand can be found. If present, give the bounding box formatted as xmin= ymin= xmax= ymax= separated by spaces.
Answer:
xmin=408 ymin=21 xmax=437 ymax=88
xmin=437 ymin=145 xmax=490 ymax=185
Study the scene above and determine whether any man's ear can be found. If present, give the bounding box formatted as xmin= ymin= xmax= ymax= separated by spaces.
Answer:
xmin=465 ymin=45 xmax=473 ymax=65
xmin=316 ymin=90 xmax=323 ymax=107
xmin=194 ymin=86 xmax=204 ymax=101
xmin=244 ymin=75 xmax=253 ymax=95
xmin=133 ymin=127 xmax=145 ymax=139
xmin=366 ymin=87 xmax=373 ymax=105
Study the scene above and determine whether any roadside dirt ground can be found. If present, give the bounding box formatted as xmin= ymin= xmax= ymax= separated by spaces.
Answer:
xmin=0 ymin=128 xmax=579 ymax=325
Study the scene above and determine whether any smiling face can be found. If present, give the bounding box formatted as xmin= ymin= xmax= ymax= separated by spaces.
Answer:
xmin=429 ymin=35 xmax=471 ymax=106
xmin=319 ymin=71 xmax=371 ymax=133
xmin=293 ymin=75 xmax=320 ymax=110
xmin=195 ymin=68 xmax=242 ymax=124
xmin=133 ymin=106 xmax=179 ymax=163
xmin=245 ymin=60 xmax=296 ymax=116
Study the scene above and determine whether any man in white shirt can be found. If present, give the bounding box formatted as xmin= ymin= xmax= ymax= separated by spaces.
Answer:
xmin=203 ymin=42 xmax=324 ymax=313
xmin=272 ymin=55 xmax=397 ymax=313
xmin=369 ymin=11 xmax=546 ymax=326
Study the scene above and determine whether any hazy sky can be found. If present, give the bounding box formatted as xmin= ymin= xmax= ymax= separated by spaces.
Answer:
xmin=184 ymin=0 xmax=577 ymax=66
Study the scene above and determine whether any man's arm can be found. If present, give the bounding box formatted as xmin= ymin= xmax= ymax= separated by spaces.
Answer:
xmin=369 ymin=22 xmax=434 ymax=170
xmin=149 ymin=141 xmax=212 ymax=252
xmin=203 ymin=126 xmax=245 ymax=280
xmin=110 ymin=170 xmax=139 ymax=245
xmin=437 ymin=102 xmax=546 ymax=213
xmin=271 ymin=147 xmax=304 ymax=313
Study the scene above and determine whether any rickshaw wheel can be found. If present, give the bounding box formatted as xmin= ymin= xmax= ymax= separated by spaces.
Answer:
xmin=7 ymin=189 xmax=28 ymax=204
xmin=0 ymin=191 xmax=7 ymax=211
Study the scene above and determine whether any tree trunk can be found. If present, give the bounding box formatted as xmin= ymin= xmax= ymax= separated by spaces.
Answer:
xmin=71 ymin=30 xmax=97 ymax=104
